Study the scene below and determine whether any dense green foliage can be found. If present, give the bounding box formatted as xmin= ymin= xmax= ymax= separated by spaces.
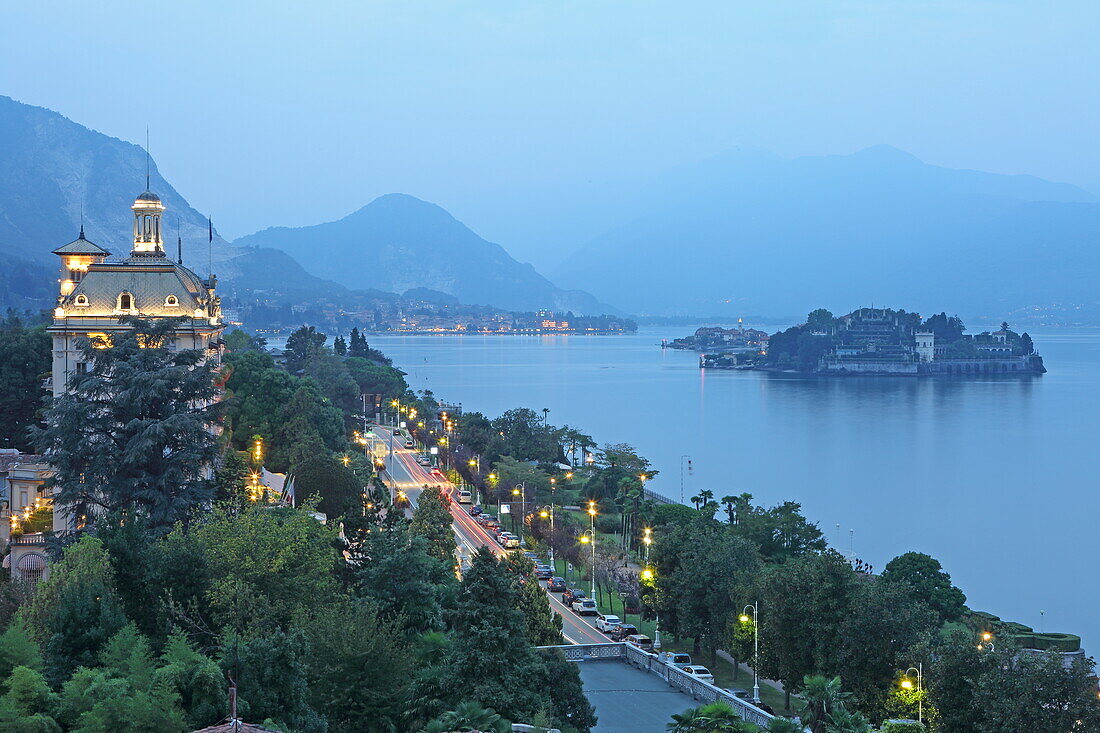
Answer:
xmin=0 ymin=312 xmax=50 ymax=451
xmin=35 ymin=319 xmax=221 ymax=528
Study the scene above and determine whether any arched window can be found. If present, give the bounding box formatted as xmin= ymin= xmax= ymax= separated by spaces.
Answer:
xmin=118 ymin=292 xmax=134 ymax=312
xmin=165 ymin=294 xmax=179 ymax=307
xmin=16 ymin=553 xmax=46 ymax=583
xmin=74 ymin=294 xmax=88 ymax=306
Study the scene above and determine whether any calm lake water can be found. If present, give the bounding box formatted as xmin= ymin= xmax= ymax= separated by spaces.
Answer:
xmin=362 ymin=326 xmax=1100 ymax=650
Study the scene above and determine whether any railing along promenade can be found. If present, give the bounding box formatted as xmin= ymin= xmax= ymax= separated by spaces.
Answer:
xmin=538 ymin=642 xmax=776 ymax=728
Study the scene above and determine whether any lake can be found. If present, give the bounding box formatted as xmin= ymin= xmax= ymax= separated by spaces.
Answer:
xmin=362 ymin=326 xmax=1100 ymax=650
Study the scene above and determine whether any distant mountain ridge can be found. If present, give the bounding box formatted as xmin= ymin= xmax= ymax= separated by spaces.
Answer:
xmin=234 ymin=194 xmax=617 ymax=314
xmin=553 ymin=144 xmax=1100 ymax=322
xmin=0 ymin=95 xmax=613 ymax=315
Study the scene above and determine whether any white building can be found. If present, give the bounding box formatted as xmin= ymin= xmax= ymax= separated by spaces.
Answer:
xmin=4 ymin=189 xmax=225 ymax=581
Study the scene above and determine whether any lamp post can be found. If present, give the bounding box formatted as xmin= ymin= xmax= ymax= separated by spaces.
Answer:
xmin=511 ymin=482 xmax=526 ymax=534
xmin=549 ymin=477 xmax=557 ymax=569
xmin=740 ymin=602 xmax=761 ymax=704
xmin=978 ymin=631 xmax=995 ymax=652
xmin=580 ymin=529 xmax=596 ymax=598
xmin=586 ymin=500 xmax=598 ymax=597
xmin=901 ymin=663 xmax=923 ymax=725
xmin=642 ymin=527 xmax=652 ymax=567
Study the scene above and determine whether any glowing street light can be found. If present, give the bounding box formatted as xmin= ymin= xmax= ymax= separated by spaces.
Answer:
xmin=900 ymin=663 xmax=924 ymax=724
xmin=341 ymin=455 xmax=350 ymax=467
xmin=741 ymin=602 xmax=761 ymax=704
xmin=580 ymin=528 xmax=596 ymax=597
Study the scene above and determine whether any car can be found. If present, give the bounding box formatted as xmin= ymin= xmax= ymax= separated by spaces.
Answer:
xmin=562 ymin=588 xmax=585 ymax=606
xmin=392 ymin=429 xmax=401 ymax=435
xmin=476 ymin=514 xmax=497 ymax=526
xmin=610 ymin=624 xmax=639 ymax=641
xmin=430 ymin=467 xmax=444 ymax=477
xmin=457 ymin=488 xmax=472 ymax=504
xmin=547 ymin=577 xmax=567 ymax=592
xmin=660 ymin=652 xmax=692 ymax=667
xmin=625 ymin=634 xmax=654 ymax=651
xmin=679 ymin=665 xmax=714 ymax=683
xmin=595 ymin=614 xmax=622 ymax=633
xmin=523 ymin=551 xmax=539 ymax=561
xmin=404 ymin=439 xmax=415 ymax=449
xmin=416 ymin=454 xmax=431 ymax=466
xmin=468 ymin=505 xmax=482 ymax=516
xmin=571 ymin=598 xmax=598 ymax=615
xmin=534 ymin=565 xmax=552 ymax=579
xmin=496 ymin=532 xmax=520 ymax=549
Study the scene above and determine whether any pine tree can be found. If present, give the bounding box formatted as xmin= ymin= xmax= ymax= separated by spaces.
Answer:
xmin=410 ymin=486 xmax=455 ymax=564
xmin=444 ymin=548 xmax=545 ymax=721
xmin=35 ymin=318 xmax=221 ymax=529
xmin=332 ymin=335 xmax=348 ymax=356
xmin=348 ymin=328 xmax=368 ymax=358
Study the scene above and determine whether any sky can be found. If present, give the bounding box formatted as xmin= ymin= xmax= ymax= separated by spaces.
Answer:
xmin=2 ymin=1 xmax=1099 ymax=271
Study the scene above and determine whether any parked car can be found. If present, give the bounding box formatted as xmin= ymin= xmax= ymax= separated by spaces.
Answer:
xmin=404 ymin=439 xmax=415 ymax=449
xmin=625 ymin=634 xmax=654 ymax=651
xmin=416 ymin=454 xmax=431 ymax=466
xmin=610 ymin=624 xmax=638 ymax=641
xmin=547 ymin=577 xmax=567 ymax=592
xmin=571 ymin=598 xmax=598 ymax=616
xmin=534 ymin=565 xmax=552 ymax=579
xmin=522 ymin=551 xmax=539 ymax=561
xmin=468 ymin=505 xmax=482 ymax=516
xmin=679 ymin=665 xmax=714 ymax=683
xmin=660 ymin=652 xmax=692 ymax=667
xmin=476 ymin=514 xmax=497 ymax=526
xmin=562 ymin=588 xmax=586 ymax=606
xmin=392 ymin=429 xmax=401 ymax=435
xmin=457 ymin=488 xmax=472 ymax=504
xmin=595 ymin=614 xmax=622 ymax=633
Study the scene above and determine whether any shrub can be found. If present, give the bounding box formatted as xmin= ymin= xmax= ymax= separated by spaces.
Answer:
xmin=882 ymin=720 xmax=926 ymax=733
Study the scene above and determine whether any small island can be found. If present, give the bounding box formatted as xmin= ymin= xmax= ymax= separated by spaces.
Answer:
xmin=676 ymin=307 xmax=1046 ymax=375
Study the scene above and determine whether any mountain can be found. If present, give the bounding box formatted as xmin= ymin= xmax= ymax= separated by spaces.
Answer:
xmin=552 ymin=145 xmax=1100 ymax=322
xmin=233 ymin=194 xmax=617 ymax=314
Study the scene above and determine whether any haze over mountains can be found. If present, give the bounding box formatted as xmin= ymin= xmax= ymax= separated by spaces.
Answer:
xmin=0 ymin=96 xmax=609 ymax=314
xmin=554 ymin=145 xmax=1100 ymax=322
xmin=4 ymin=93 xmax=1100 ymax=324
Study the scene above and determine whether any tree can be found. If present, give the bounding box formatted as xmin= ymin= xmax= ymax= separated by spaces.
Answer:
xmin=57 ymin=625 xmax=188 ymax=733
xmin=421 ymin=702 xmax=510 ymax=733
xmin=444 ymin=548 xmax=546 ymax=721
xmin=190 ymin=505 xmax=341 ymax=633
xmin=223 ymin=350 xmax=297 ymax=447
xmin=304 ymin=352 xmax=359 ymax=413
xmin=667 ymin=701 xmax=755 ymax=732
xmin=353 ymin=523 xmax=452 ymax=634
xmin=332 ymin=335 xmax=347 ymax=356
xmin=220 ymin=629 xmax=325 ymax=733
xmin=0 ymin=618 xmax=42 ymax=681
xmin=300 ymin=598 xmax=412 ymax=730
xmin=512 ymin=569 xmax=563 ymax=646
xmin=292 ymin=454 xmax=363 ymax=521
xmin=921 ymin=313 xmax=965 ymax=343
xmin=926 ymin=623 xmax=982 ymax=733
xmin=807 ymin=308 xmax=835 ymax=331
xmin=0 ymin=665 xmax=60 ymax=732
xmin=25 ymin=537 xmax=127 ymax=686
xmin=1019 ymin=332 xmax=1034 ymax=355
xmin=0 ymin=314 xmax=50 ymax=451
xmin=411 ymin=486 xmax=457 ymax=564
xmin=800 ymin=675 xmax=851 ymax=733
xmin=348 ymin=328 xmax=370 ymax=358
xmin=268 ymin=382 xmax=345 ymax=473
xmin=653 ymin=516 xmax=760 ymax=662
xmin=156 ymin=633 xmax=226 ymax=730
xmin=491 ymin=408 xmax=560 ymax=464
xmin=345 ymin=358 xmax=408 ymax=403
xmin=537 ymin=649 xmax=596 ymax=733
xmin=283 ymin=325 xmax=326 ymax=373
xmin=35 ymin=318 xmax=221 ymax=529
xmin=881 ymin=552 xmax=966 ymax=625
xmin=972 ymin=646 xmax=1100 ymax=731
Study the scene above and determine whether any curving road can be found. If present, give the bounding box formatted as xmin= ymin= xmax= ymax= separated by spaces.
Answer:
xmin=370 ymin=425 xmax=608 ymax=645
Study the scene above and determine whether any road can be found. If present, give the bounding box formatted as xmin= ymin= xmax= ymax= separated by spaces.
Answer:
xmin=370 ymin=425 xmax=609 ymax=645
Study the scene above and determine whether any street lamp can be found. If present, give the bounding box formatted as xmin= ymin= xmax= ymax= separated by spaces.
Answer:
xmin=642 ymin=527 xmax=653 ymax=567
xmin=512 ymin=483 xmax=527 ymax=533
xmin=580 ymin=529 xmax=596 ymax=597
xmin=978 ymin=631 xmax=995 ymax=652
xmin=740 ymin=602 xmax=761 ymax=704
xmin=900 ymin=663 xmax=924 ymax=725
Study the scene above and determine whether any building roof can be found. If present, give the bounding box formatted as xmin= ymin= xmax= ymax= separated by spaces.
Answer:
xmin=135 ymin=190 xmax=162 ymax=203
xmin=61 ymin=260 xmax=211 ymax=317
xmin=51 ymin=232 xmax=111 ymax=256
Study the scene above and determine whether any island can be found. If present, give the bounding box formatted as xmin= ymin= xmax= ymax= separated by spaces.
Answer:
xmin=674 ymin=307 xmax=1046 ymax=375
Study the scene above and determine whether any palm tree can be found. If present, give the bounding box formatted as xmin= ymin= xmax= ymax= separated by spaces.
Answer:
xmin=824 ymin=706 xmax=873 ymax=733
xmin=420 ymin=701 xmax=511 ymax=733
xmin=690 ymin=493 xmax=704 ymax=511
xmin=766 ymin=718 xmax=804 ymax=733
xmin=800 ymin=675 xmax=852 ymax=733
xmin=667 ymin=702 xmax=756 ymax=732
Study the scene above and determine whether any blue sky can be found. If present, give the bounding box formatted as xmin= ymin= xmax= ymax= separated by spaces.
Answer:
xmin=2 ymin=1 xmax=1097 ymax=269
